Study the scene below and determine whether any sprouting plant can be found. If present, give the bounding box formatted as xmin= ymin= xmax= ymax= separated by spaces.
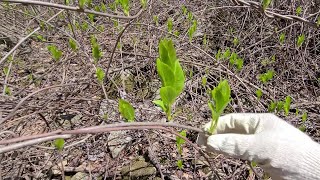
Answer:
xmin=229 ymin=52 xmax=237 ymax=65
xmin=140 ymin=0 xmax=147 ymax=9
xmin=207 ymin=80 xmax=231 ymax=134
xmin=215 ymin=49 xmax=222 ymax=60
xmin=90 ymin=35 xmax=102 ymax=63
xmin=279 ymin=32 xmax=285 ymax=44
xmin=116 ymin=0 xmax=130 ymax=16
xmin=118 ymin=99 xmax=135 ymax=122
xmin=295 ymin=108 xmax=299 ymax=116
xmin=271 ymin=55 xmax=276 ymax=62
xmin=317 ymin=16 xmax=320 ymax=27
xmin=223 ymin=48 xmax=231 ymax=59
xmin=177 ymin=159 xmax=183 ymax=169
xmin=176 ymin=130 xmax=186 ymax=169
xmin=4 ymin=86 xmax=11 ymax=96
xmin=79 ymin=0 xmax=86 ymax=9
xmin=174 ymin=30 xmax=180 ymax=36
xmin=202 ymin=76 xmax=207 ymax=87
xmin=153 ymin=39 xmax=185 ymax=121
xmin=262 ymin=0 xmax=271 ymax=11
xmin=153 ymin=15 xmax=159 ymax=26
xmin=47 ymin=45 xmax=62 ymax=61
xmin=258 ymin=70 xmax=275 ymax=84
xmin=302 ymin=112 xmax=307 ymax=122
xmin=235 ymin=58 xmax=244 ymax=71
xmin=88 ymin=13 xmax=95 ymax=22
xmin=69 ymin=38 xmax=77 ymax=51
xmin=283 ymin=96 xmax=291 ymax=116
xmin=167 ymin=18 xmax=173 ymax=33
xmin=176 ymin=130 xmax=186 ymax=155
xmin=187 ymin=11 xmax=193 ymax=22
xmin=109 ymin=2 xmax=117 ymax=11
xmin=256 ymin=89 xmax=263 ymax=99
xmin=233 ymin=37 xmax=239 ymax=46
xmin=96 ymin=67 xmax=105 ymax=84
xmin=181 ymin=5 xmax=187 ymax=15
xmin=188 ymin=20 xmax=197 ymax=41
xmin=297 ymin=34 xmax=305 ymax=47
xmin=100 ymin=2 xmax=107 ymax=12
xmin=276 ymin=100 xmax=284 ymax=112
xmin=268 ymin=101 xmax=277 ymax=112
xmin=98 ymin=25 xmax=105 ymax=32
xmin=53 ymin=138 xmax=65 ymax=151
xmin=81 ymin=21 xmax=89 ymax=31
xmin=203 ymin=34 xmax=207 ymax=48
xmin=296 ymin=6 xmax=302 ymax=16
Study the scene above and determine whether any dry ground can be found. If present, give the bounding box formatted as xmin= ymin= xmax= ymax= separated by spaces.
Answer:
xmin=0 ymin=0 xmax=319 ymax=179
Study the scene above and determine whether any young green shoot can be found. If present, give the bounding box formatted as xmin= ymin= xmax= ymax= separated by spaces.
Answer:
xmin=296 ymin=6 xmax=302 ymax=16
xmin=153 ymin=39 xmax=185 ymax=121
xmin=90 ymin=35 xmax=102 ymax=63
xmin=69 ymin=38 xmax=78 ymax=51
xmin=47 ymin=45 xmax=62 ymax=61
xmin=181 ymin=5 xmax=187 ymax=15
xmin=258 ymin=70 xmax=275 ymax=84
xmin=297 ymin=34 xmax=305 ymax=47
xmin=215 ymin=49 xmax=222 ymax=60
xmin=117 ymin=0 xmax=130 ymax=16
xmin=207 ymin=80 xmax=231 ymax=134
xmin=176 ymin=130 xmax=186 ymax=169
xmin=223 ymin=48 xmax=231 ymax=59
xmin=268 ymin=101 xmax=277 ymax=112
xmin=140 ymin=0 xmax=147 ymax=9
xmin=53 ymin=138 xmax=65 ymax=151
xmin=233 ymin=37 xmax=239 ymax=46
xmin=153 ymin=15 xmax=159 ymax=26
xmin=262 ymin=0 xmax=271 ymax=11
xmin=284 ymin=96 xmax=291 ymax=116
xmin=302 ymin=112 xmax=307 ymax=122
xmin=188 ymin=20 xmax=197 ymax=42
xmin=167 ymin=18 xmax=173 ymax=33
xmin=279 ymin=32 xmax=285 ymax=44
xmin=96 ymin=67 xmax=105 ymax=84
xmin=256 ymin=89 xmax=263 ymax=99
xmin=118 ymin=99 xmax=135 ymax=122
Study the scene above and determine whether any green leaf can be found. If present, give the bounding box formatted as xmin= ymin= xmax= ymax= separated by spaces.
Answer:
xmin=177 ymin=159 xmax=183 ymax=169
xmin=4 ymin=86 xmax=11 ymax=96
xmin=176 ymin=130 xmax=186 ymax=154
xmin=297 ymin=34 xmax=305 ymax=47
xmin=211 ymin=80 xmax=231 ymax=114
xmin=96 ymin=67 xmax=105 ymax=84
xmin=276 ymin=101 xmax=284 ymax=112
xmin=160 ymin=86 xmax=178 ymax=107
xmin=262 ymin=0 xmax=271 ymax=11
xmin=235 ymin=58 xmax=243 ymax=70
xmin=203 ymin=34 xmax=207 ymax=47
xmin=223 ymin=48 xmax=231 ymax=59
xmin=53 ymin=138 xmax=65 ymax=151
xmin=188 ymin=20 xmax=197 ymax=41
xmin=258 ymin=70 xmax=274 ymax=84
xmin=233 ymin=37 xmax=239 ymax=46
xmin=299 ymin=124 xmax=306 ymax=132
xmin=268 ymin=101 xmax=277 ymax=112
xmin=79 ymin=0 xmax=85 ymax=9
xmin=317 ymin=16 xmax=320 ymax=27
xmin=279 ymin=32 xmax=285 ymax=44
xmin=187 ymin=11 xmax=193 ymax=22
xmin=140 ymin=0 xmax=147 ymax=9
xmin=88 ymin=13 xmax=95 ymax=22
xmin=256 ymin=89 xmax=263 ymax=99
xmin=296 ymin=6 xmax=302 ymax=16
xmin=153 ymin=99 xmax=167 ymax=112
xmin=47 ymin=45 xmax=62 ymax=61
xmin=167 ymin=18 xmax=173 ymax=33
xmin=173 ymin=60 xmax=185 ymax=92
xmin=202 ymin=76 xmax=207 ymax=87
xmin=229 ymin=52 xmax=237 ymax=65
xmin=153 ymin=15 xmax=159 ymax=26
xmin=69 ymin=38 xmax=77 ymax=51
xmin=156 ymin=59 xmax=175 ymax=87
xmin=3 ymin=66 xmax=9 ymax=75
xmin=117 ymin=0 xmax=130 ymax=16
xmin=100 ymin=2 xmax=107 ymax=12
xmin=302 ymin=112 xmax=307 ymax=122
xmin=284 ymin=96 xmax=291 ymax=116
xmin=216 ymin=49 xmax=222 ymax=60
xmin=118 ymin=99 xmax=135 ymax=122
xmin=295 ymin=108 xmax=299 ymax=116
xmin=181 ymin=5 xmax=187 ymax=15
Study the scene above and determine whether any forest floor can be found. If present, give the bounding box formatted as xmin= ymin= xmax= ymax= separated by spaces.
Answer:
xmin=0 ymin=0 xmax=319 ymax=179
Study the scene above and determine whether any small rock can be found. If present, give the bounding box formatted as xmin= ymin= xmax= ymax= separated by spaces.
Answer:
xmin=107 ymin=130 xmax=132 ymax=158
xmin=71 ymin=172 xmax=89 ymax=180
xmin=121 ymin=158 xmax=156 ymax=180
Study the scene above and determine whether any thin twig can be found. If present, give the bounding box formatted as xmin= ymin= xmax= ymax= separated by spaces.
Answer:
xmin=0 ymin=83 xmax=84 ymax=124
xmin=2 ymin=0 xmax=144 ymax=20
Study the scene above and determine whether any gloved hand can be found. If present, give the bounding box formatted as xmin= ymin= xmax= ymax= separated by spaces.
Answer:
xmin=197 ymin=113 xmax=320 ymax=180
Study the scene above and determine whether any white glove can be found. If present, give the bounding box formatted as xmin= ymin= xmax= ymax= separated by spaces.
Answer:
xmin=197 ymin=113 xmax=320 ymax=180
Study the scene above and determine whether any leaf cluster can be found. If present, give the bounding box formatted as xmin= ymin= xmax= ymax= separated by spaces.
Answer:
xmin=153 ymin=39 xmax=185 ymax=121
xmin=47 ymin=45 xmax=62 ymax=61
xmin=258 ymin=70 xmax=274 ymax=84
xmin=208 ymin=80 xmax=231 ymax=134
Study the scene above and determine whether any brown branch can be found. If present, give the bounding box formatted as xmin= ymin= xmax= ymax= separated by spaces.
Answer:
xmin=2 ymin=0 xmax=144 ymax=20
